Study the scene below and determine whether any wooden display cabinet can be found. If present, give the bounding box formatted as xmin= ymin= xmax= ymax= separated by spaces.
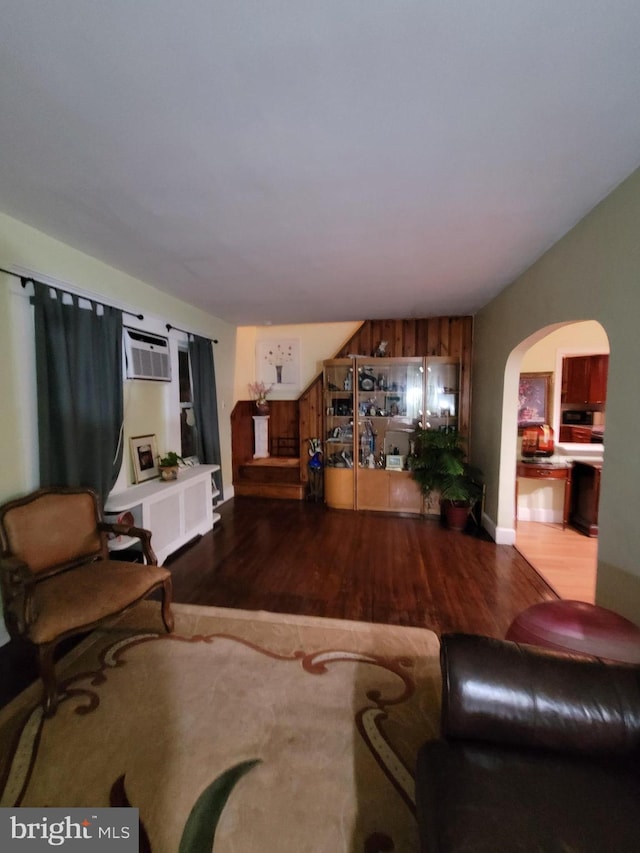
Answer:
xmin=324 ymin=356 xmax=462 ymax=514
xmin=356 ymin=469 xmax=422 ymax=513
xmin=323 ymin=360 xmax=355 ymax=509
xmin=355 ymin=357 xmax=423 ymax=513
xmin=425 ymin=357 xmax=461 ymax=432
xmin=324 ymin=468 xmax=354 ymax=510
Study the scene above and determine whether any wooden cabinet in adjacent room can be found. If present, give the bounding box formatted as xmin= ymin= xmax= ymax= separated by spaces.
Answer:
xmin=561 ymin=355 xmax=609 ymax=404
xmin=588 ymin=354 xmax=609 ymax=404
xmin=570 ymin=461 xmax=602 ymax=537
xmin=569 ymin=426 xmax=594 ymax=444
xmin=562 ymin=356 xmax=589 ymax=404
xmin=559 ymin=426 xmax=572 ymax=442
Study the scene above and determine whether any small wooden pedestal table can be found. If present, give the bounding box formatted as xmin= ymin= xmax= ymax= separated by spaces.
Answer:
xmin=516 ymin=461 xmax=573 ymax=529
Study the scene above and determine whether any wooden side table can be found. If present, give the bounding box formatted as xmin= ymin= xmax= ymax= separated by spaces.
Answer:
xmin=516 ymin=462 xmax=573 ymax=529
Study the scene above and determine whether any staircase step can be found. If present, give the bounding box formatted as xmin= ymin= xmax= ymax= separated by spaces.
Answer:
xmin=235 ymin=481 xmax=306 ymax=500
xmin=239 ymin=457 xmax=301 ymax=485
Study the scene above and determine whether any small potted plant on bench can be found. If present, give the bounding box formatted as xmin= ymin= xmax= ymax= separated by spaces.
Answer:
xmin=158 ymin=451 xmax=183 ymax=481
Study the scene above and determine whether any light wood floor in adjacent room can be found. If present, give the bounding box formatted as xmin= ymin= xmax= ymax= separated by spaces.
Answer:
xmin=515 ymin=521 xmax=597 ymax=603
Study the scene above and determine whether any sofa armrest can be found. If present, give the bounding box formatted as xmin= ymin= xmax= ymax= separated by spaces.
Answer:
xmin=0 ymin=554 xmax=38 ymax=634
xmin=440 ymin=633 xmax=640 ymax=757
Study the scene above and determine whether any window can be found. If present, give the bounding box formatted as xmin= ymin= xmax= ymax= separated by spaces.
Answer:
xmin=178 ymin=348 xmax=197 ymax=459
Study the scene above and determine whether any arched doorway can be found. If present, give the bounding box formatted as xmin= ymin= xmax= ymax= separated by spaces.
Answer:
xmin=500 ymin=321 xmax=609 ymax=601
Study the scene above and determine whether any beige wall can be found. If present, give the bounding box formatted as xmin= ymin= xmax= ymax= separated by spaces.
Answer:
xmin=520 ymin=320 xmax=609 ymax=373
xmin=234 ymin=322 xmax=361 ymax=402
xmin=473 ymin=166 xmax=640 ymax=622
xmin=0 ymin=212 xmax=237 ymax=504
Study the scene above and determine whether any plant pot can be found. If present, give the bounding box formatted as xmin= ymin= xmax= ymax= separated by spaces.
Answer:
xmin=159 ymin=465 xmax=179 ymax=481
xmin=443 ymin=500 xmax=471 ymax=532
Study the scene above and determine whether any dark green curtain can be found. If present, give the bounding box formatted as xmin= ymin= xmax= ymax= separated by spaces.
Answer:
xmin=32 ymin=282 xmax=124 ymax=504
xmin=189 ymin=334 xmax=223 ymax=495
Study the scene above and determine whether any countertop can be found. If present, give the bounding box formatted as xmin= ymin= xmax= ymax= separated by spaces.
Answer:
xmin=554 ymin=443 xmax=604 ymax=464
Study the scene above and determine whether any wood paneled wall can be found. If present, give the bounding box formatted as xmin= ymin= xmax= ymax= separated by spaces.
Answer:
xmin=233 ymin=316 xmax=473 ymax=489
xmin=230 ymin=401 xmax=255 ymax=484
xmin=334 ymin=317 xmax=471 ymax=360
xmin=298 ymin=379 xmax=324 ymax=484
xmin=231 ymin=399 xmax=300 ymax=480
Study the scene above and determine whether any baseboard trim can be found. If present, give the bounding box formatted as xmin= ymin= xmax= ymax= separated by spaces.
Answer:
xmin=484 ymin=511 xmax=516 ymax=545
xmin=517 ymin=508 xmax=562 ymax=524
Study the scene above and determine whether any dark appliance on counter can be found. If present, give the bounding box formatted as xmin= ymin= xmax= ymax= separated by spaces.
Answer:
xmin=562 ymin=410 xmax=595 ymax=425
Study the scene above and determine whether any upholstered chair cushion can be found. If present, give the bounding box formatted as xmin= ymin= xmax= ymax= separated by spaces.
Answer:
xmin=27 ymin=560 xmax=171 ymax=644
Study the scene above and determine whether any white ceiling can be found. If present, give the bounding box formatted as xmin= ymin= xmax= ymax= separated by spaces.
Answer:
xmin=1 ymin=2 xmax=640 ymax=326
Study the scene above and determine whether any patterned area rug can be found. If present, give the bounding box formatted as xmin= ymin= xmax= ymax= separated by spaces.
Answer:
xmin=0 ymin=602 xmax=441 ymax=852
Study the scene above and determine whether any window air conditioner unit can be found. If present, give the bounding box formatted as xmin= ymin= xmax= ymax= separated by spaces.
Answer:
xmin=124 ymin=327 xmax=171 ymax=381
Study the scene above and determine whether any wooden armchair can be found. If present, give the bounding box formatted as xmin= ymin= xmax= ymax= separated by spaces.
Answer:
xmin=0 ymin=487 xmax=174 ymax=716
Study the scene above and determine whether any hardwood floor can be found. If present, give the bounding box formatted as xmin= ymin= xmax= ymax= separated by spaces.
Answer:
xmin=167 ymin=496 xmax=557 ymax=637
xmin=0 ymin=496 xmax=558 ymax=710
xmin=515 ymin=521 xmax=597 ymax=603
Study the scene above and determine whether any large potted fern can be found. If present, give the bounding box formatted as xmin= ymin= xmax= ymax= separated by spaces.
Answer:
xmin=408 ymin=428 xmax=483 ymax=531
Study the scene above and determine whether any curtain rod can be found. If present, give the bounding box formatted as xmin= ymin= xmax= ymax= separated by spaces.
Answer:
xmin=0 ymin=265 xmax=144 ymax=321
xmin=166 ymin=323 xmax=218 ymax=344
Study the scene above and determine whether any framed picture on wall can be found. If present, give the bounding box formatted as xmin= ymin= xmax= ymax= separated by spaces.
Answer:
xmin=256 ymin=338 xmax=301 ymax=391
xmin=518 ymin=372 xmax=552 ymax=432
xmin=130 ymin=434 xmax=159 ymax=483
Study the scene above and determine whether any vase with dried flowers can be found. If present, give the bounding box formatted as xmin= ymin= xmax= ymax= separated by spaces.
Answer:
xmin=248 ymin=380 xmax=272 ymax=415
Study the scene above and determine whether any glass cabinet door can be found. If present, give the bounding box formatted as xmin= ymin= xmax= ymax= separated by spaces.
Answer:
xmin=324 ymin=360 xmax=355 ymax=469
xmin=355 ymin=358 xmax=423 ymax=469
xmin=424 ymin=357 xmax=460 ymax=432
xmin=323 ymin=353 xmax=464 ymax=514
xmin=323 ymin=360 xmax=355 ymax=509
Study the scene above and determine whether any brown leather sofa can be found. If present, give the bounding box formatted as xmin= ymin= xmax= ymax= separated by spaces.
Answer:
xmin=416 ymin=633 xmax=640 ymax=852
